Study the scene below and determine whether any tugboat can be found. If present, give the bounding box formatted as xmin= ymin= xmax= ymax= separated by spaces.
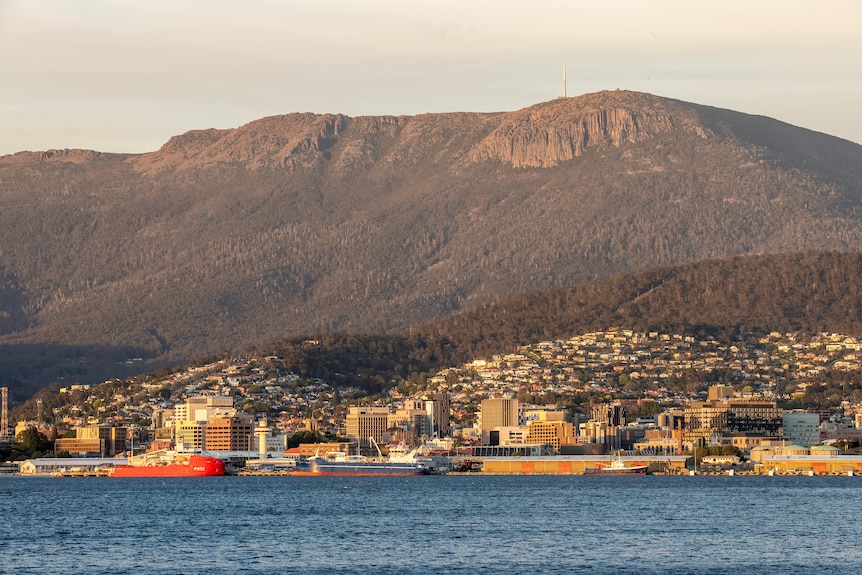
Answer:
xmin=584 ymin=453 xmax=648 ymax=476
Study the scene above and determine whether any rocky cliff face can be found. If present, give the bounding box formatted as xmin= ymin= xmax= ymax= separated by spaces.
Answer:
xmin=133 ymin=113 xmax=352 ymax=174
xmin=468 ymin=90 xmax=711 ymax=167
xmin=130 ymin=90 xmax=719 ymax=175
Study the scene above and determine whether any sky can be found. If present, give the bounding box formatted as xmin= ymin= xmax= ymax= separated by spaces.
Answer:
xmin=1 ymin=0 xmax=860 ymax=156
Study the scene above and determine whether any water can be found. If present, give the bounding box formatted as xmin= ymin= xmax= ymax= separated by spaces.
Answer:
xmin=2 ymin=475 xmax=861 ymax=574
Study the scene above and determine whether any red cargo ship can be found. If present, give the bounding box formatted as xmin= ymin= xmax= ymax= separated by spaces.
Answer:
xmin=106 ymin=452 xmax=225 ymax=478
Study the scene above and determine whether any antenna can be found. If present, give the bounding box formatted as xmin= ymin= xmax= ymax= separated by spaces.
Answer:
xmin=563 ymin=65 xmax=567 ymax=98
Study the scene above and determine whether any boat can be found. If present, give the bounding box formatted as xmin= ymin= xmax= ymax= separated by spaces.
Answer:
xmin=584 ymin=456 xmax=648 ymax=476
xmin=290 ymin=452 xmax=428 ymax=476
xmin=290 ymin=439 xmax=428 ymax=477
xmin=104 ymin=450 xmax=225 ymax=478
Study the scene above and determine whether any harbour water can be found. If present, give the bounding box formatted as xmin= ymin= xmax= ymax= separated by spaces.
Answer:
xmin=2 ymin=475 xmax=861 ymax=574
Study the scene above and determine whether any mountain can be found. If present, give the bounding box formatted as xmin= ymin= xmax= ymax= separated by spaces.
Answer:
xmin=2 ymin=91 xmax=862 ymax=398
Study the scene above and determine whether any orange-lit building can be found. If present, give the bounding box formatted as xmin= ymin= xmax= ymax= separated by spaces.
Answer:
xmin=298 ymin=442 xmax=350 ymax=458
xmin=204 ymin=416 xmax=253 ymax=451
xmin=346 ymin=407 xmax=390 ymax=443
xmin=54 ymin=426 xmax=127 ymax=456
xmin=525 ymin=419 xmax=577 ymax=452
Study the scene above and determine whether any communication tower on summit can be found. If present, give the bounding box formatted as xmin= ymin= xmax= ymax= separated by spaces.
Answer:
xmin=562 ymin=66 xmax=567 ymax=98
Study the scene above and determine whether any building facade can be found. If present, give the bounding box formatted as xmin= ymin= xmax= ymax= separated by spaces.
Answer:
xmin=525 ymin=419 xmax=577 ymax=452
xmin=684 ymin=399 xmax=783 ymax=442
xmin=345 ymin=407 xmax=390 ymax=443
xmin=54 ymin=426 xmax=127 ymax=457
xmin=480 ymin=398 xmax=520 ymax=445
xmin=176 ymin=421 xmax=206 ymax=450
xmin=782 ymin=411 xmax=821 ymax=447
xmin=204 ymin=415 xmax=253 ymax=451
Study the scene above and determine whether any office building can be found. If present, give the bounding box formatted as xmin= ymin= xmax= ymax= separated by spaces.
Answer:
xmin=684 ymin=399 xmax=783 ymax=442
xmin=345 ymin=406 xmax=390 ymax=443
xmin=205 ymin=415 xmax=254 ymax=451
xmin=782 ymin=412 xmax=821 ymax=447
xmin=54 ymin=426 xmax=127 ymax=456
xmin=480 ymin=398 xmax=519 ymax=445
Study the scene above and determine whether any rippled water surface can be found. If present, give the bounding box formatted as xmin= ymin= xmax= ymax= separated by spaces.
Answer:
xmin=2 ymin=475 xmax=861 ymax=574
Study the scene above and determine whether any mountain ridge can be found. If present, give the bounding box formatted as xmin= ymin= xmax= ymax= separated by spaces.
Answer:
xmin=2 ymin=91 xmax=862 ymax=397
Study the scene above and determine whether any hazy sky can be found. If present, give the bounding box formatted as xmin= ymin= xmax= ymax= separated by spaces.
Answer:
xmin=1 ymin=0 xmax=860 ymax=156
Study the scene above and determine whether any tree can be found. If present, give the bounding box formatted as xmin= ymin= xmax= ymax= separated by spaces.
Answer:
xmin=16 ymin=427 xmax=52 ymax=456
xmin=287 ymin=429 xmax=325 ymax=448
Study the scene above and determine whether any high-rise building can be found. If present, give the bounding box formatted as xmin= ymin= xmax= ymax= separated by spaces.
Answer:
xmin=480 ymin=399 xmax=520 ymax=445
xmin=708 ymin=384 xmax=734 ymax=401
xmin=173 ymin=395 xmax=236 ymax=448
xmin=176 ymin=421 xmax=205 ymax=450
xmin=424 ymin=392 xmax=451 ymax=438
xmin=205 ymin=415 xmax=254 ymax=451
xmin=345 ymin=407 xmax=390 ymax=443
xmin=183 ymin=396 xmax=233 ymax=422
xmin=388 ymin=408 xmax=428 ymax=440
xmin=591 ymin=403 xmax=625 ymax=427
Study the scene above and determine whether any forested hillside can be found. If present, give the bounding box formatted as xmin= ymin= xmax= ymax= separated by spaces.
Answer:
xmin=11 ymin=251 xmax=862 ymax=410
xmin=254 ymin=252 xmax=862 ymax=393
xmin=2 ymin=91 xmax=862 ymax=398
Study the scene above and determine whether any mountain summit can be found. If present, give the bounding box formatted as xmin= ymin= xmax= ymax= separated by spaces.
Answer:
xmin=2 ymin=91 xmax=862 ymax=392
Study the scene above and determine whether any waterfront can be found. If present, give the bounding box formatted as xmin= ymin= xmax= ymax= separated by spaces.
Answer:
xmin=2 ymin=475 xmax=861 ymax=574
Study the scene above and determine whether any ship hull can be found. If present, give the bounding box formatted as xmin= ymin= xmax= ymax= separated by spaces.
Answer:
xmin=290 ymin=459 xmax=427 ymax=477
xmin=584 ymin=465 xmax=648 ymax=476
xmin=108 ymin=454 xmax=225 ymax=477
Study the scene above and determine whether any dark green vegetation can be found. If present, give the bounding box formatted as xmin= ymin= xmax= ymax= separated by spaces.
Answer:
xmin=262 ymin=251 xmax=862 ymax=406
xmin=421 ymin=251 xmax=862 ymax=360
xmin=2 ymin=91 xmax=862 ymax=399
xmin=0 ymin=426 xmax=53 ymax=461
